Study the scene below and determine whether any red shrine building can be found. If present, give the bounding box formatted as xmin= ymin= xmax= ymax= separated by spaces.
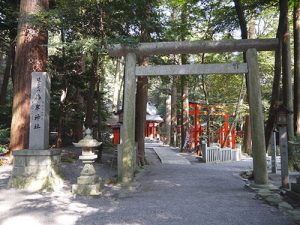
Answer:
xmin=145 ymin=103 xmax=163 ymax=139
xmin=108 ymin=103 xmax=163 ymax=144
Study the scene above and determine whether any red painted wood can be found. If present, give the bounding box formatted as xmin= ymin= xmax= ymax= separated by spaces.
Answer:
xmin=113 ymin=127 xmax=120 ymax=144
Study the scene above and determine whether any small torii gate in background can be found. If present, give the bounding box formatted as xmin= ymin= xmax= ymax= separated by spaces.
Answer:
xmin=108 ymin=39 xmax=279 ymax=186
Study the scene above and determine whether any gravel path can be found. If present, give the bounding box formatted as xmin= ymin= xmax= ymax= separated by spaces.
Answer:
xmin=0 ymin=147 xmax=297 ymax=225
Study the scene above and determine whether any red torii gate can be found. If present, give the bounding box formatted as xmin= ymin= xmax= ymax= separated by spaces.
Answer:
xmin=189 ymin=102 xmax=236 ymax=149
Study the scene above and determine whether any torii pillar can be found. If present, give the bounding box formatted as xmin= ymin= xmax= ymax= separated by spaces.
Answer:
xmin=246 ymin=48 xmax=268 ymax=185
xmin=118 ymin=53 xmax=137 ymax=183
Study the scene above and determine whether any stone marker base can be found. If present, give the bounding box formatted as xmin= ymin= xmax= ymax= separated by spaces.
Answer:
xmin=72 ymin=163 xmax=102 ymax=196
xmin=72 ymin=183 xmax=101 ymax=196
xmin=8 ymin=149 xmax=63 ymax=191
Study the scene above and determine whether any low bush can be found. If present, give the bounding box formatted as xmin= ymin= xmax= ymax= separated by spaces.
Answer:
xmin=0 ymin=128 xmax=10 ymax=145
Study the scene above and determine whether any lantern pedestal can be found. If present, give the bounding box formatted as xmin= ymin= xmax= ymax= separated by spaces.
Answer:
xmin=72 ymin=154 xmax=102 ymax=195
xmin=72 ymin=128 xmax=102 ymax=195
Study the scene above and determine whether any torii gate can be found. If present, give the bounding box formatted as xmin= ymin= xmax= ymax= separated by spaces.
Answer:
xmin=108 ymin=39 xmax=278 ymax=186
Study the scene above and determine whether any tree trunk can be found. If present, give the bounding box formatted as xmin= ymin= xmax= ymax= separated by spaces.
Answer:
xmin=0 ymin=45 xmax=14 ymax=105
xmin=281 ymin=0 xmax=294 ymax=140
xmin=112 ymin=58 xmax=122 ymax=113
xmin=233 ymin=0 xmax=248 ymax=40
xmin=180 ymin=75 xmax=189 ymax=151
xmin=233 ymin=0 xmax=253 ymax=153
xmin=9 ymin=0 xmax=49 ymax=153
xmin=85 ymin=52 xmax=98 ymax=129
xmin=179 ymin=2 xmax=189 ymax=152
xmin=170 ymin=77 xmax=177 ymax=146
xmin=242 ymin=115 xmax=252 ymax=155
xmin=134 ymin=2 xmax=153 ymax=166
xmin=294 ymin=1 xmax=300 ymax=137
xmin=265 ymin=2 xmax=284 ymax=148
xmin=135 ymin=75 xmax=148 ymax=166
xmin=56 ymin=28 xmax=67 ymax=148
xmin=165 ymin=95 xmax=171 ymax=145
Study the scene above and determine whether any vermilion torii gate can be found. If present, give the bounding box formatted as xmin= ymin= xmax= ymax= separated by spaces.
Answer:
xmin=108 ymin=39 xmax=279 ymax=186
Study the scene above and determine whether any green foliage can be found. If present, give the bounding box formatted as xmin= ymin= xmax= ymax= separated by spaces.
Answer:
xmin=0 ymin=0 xmax=282 ymax=147
xmin=0 ymin=145 xmax=8 ymax=154
xmin=0 ymin=128 xmax=10 ymax=145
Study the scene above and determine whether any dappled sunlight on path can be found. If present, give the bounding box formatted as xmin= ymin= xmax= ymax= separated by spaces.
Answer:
xmin=0 ymin=148 xmax=297 ymax=225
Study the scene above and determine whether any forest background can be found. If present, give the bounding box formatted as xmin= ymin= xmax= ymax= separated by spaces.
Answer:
xmin=0 ymin=0 xmax=299 ymax=168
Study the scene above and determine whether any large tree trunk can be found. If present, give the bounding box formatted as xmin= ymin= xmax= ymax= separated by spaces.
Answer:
xmin=234 ymin=0 xmax=255 ymax=154
xmin=56 ymin=28 xmax=67 ymax=148
xmin=170 ymin=77 xmax=177 ymax=146
xmin=9 ymin=0 xmax=48 ymax=153
xmin=179 ymin=2 xmax=189 ymax=152
xmin=233 ymin=0 xmax=248 ymax=40
xmin=135 ymin=75 xmax=148 ymax=166
xmin=165 ymin=95 xmax=171 ymax=145
xmin=0 ymin=45 xmax=14 ymax=105
xmin=242 ymin=115 xmax=252 ymax=154
xmin=112 ymin=58 xmax=123 ymax=113
xmin=135 ymin=2 xmax=153 ymax=166
xmin=181 ymin=78 xmax=189 ymax=151
xmin=281 ymin=0 xmax=294 ymax=140
xmin=294 ymin=1 xmax=300 ymax=137
xmin=265 ymin=2 xmax=284 ymax=148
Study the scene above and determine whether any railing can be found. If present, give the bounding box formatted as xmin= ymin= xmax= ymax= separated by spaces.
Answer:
xmin=220 ymin=148 xmax=232 ymax=162
xmin=202 ymin=144 xmax=232 ymax=163
xmin=204 ymin=146 xmax=219 ymax=162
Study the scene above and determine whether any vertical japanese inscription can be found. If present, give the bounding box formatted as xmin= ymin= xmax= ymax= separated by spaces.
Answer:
xmin=29 ymin=72 xmax=50 ymax=150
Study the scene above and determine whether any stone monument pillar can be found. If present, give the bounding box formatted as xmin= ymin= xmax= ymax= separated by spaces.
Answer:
xmin=8 ymin=72 xmax=62 ymax=191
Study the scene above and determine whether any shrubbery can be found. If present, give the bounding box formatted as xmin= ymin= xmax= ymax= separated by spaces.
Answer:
xmin=0 ymin=128 xmax=10 ymax=154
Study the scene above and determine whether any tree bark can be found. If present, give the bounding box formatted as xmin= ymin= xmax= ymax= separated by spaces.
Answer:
xmin=294 ymin=1 xmax=300 ymax=137
xmin=233 ymin=0 xmax=252 ymax=153
xmin=56 ymin=28 xmax=67 ymax=148
xmin=9 ymin=0 xmax=49 ymax=153
xmin=134 ymin=2 xmax=152 ymax=166
xmin=242 ymin=115 xmax=252 ymax=155
xmin=281 ymin=0 xmax=294 ymax=140
xmin=180 ymin=2 xmax=189 ymax=152
xmin=112 ymin=58 xmax=122 ymax=113
xmin=0 ymin=45 xmax=14 ymax=105
xmin=233 ymin=0 xmax=248 ymax=40
xmin=85 ymin=51 xmax=98 ymax=129
xmin=135 ymin=75 xmax=148 ymax=166
xmin=181 ymin=78 xmax=189 ymax=151
xmin=170 ymin=77 xmax=177 ymax=146
xmin=165 ymin=95 xmax=171 ymax=145
xmin=265 ymin=2 xmax=284 ymax=148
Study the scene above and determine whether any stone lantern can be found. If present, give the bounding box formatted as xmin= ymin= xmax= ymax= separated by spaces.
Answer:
xmin=72 ymin=128 xmax=102 ymax=195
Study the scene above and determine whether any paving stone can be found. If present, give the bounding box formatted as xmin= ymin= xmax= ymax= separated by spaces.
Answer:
xmin=257 ymin=190 xmax=273 ymax=198
xmin=287 ymin=210 xmax=300 ymax=221
xmin=278 ymin=202 xmax=294 ymax=211
xmin=264 ymin=194 xmax=282 ymax=206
